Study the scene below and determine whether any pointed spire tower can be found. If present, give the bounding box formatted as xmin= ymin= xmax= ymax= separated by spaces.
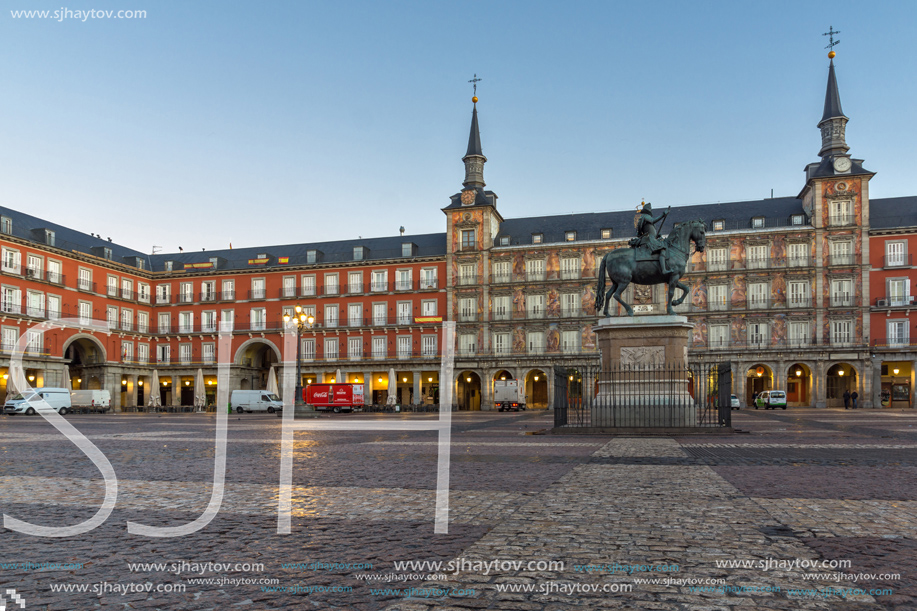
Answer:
xmin=817 ymin=53 xmax=850 ymax=160
xmin=462 ymin=97 xmax=487 ymax=189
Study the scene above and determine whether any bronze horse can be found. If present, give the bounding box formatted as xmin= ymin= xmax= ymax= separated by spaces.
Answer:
xmin=595 ymin=219 xmax=707 ymax=316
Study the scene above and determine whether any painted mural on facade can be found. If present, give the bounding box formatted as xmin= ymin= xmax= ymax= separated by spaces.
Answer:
xmin=729 ymin=237 xmax=745 ymax=270
xmin=730 ymin=275 xmax=746 ymax=308
xmin=692 ymin=318 xmax=707 ymax=348
xmin=546 ymin=289 xmax=560 ymax=317
xmin=772 ymin=314 xmax=787 ymax=344
xmin=546 ymin=325 xmax=560 ymax=353
xmin=771 ymin=235 xmax=786 ymax=266
xmin=512 ymin=327 xmax=525 ymax=352
xmin=580 ymin=325 xmax=596 ymax=349
xmin=771 ymin=274 xmax=786 ymax=305
xmin=691 ymin=277 xmax=707 ymax=310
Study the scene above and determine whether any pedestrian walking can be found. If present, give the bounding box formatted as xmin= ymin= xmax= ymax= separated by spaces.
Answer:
xmin=851 ymin=390 xmax=858 ymax=409
xmin=843 ymin=389 xmax=850 ymax=409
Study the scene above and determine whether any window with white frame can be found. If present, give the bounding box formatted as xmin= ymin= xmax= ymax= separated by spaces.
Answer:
xmin=301 ymin=275 xmax=315 ymax=296
xmin=421 ymin=300 xmax=436 ymax=316
xmin=107 ymin=306 xmax=118 ymax=329
xmin=561 ymin=257 xmax=580 ymax=279
xmin=122 ymin=341 xmax=133 ymax=362
xmin=459 ymin=334 xmax=476 ymax=356
xmin=372 ymin=336 xmax=386 ymax=359
xmin=220 ymin=279 xmax=234 ymax=300
xmin=180 ymin=281 xmax=193 ymax=302
xmin=302 ymin=338 xmax=315 ymax=361
xmin=525 ymin=259 xmax=545 ymax=281
xmin=888 ymin=320 xmax=909 ymax=346
xmin=179 ymin=344 xmax=191 ymax=364
xmin=789 ymin=281 xmax=810 ymax=308
xmin=828 ymin=200 xmax=853 ymax=225
xmin=179 ymin=311 xmax=193 ymax=333
xmin=1 ymin=327 xmax=16 ymax=352
xmin=493 ymin=295 xmax=510 ymax=321
xmin=157 ymin=344 xmax=170 ymax=364
xmin=829 ymin=240 xmax=854 ymax=266
xmin=531 ymin=233 xmax=542 ymax=244
xmin=562 ymin=293 xmax=579 ymax=317
xmin=421 ymin=335 xmax=437 ymax=356
xmin=421 ymin=268 xmax=437 ymax=289
xmin=396 ymin=269 xmax=412 ymax=291
xmin=348 ymin=337 xmax=362 ymax=360
xmin=27 ymin=330 xmax=42 ymax=354
xmin=348 ymin=271 xmax=362 ymax=294
xmin=708 ymin=284 xmax=728 ymax=311
xmin=371 ymin=270 xmax=387 ymax=292
xmin=137 ymin=311 xmax=148 ymax=333
xmin=397 ymin=301 xmax=412 ymax=325
xmin=459 ymin=263 xmax=475 ymax=285
xmin=251 ymin=278 xmax=265 ymax=299
xmin=138 ymin=283 xmax=150 ymax=303
xmin=709 ymin=324 xmax=728 ymax=349
xmin=138 ymin=343 xmax=149 ymax=364
xmin=527 ymin=331 xmax=545 ymax=354
xmin=601 ymin=228 xmax=612 ymax=239
xmin=26 ymin=291 xmax=44 ymax=317
xmin=47 ymin=260 xmax=62 ymax=284
xmin=26 ymin=254 xmax=42 ymax=279
xmin=373 ymin=303 xmax=387 ymax=325
xmin=158 ymin=312 xmax=171 ymax=334
xmin=747 ymin=244 xmax=768 ymax=269
xmin=831 ymin=320 xmax=852 ymax=345
xmin=527 ymin=294 xmax=545 ymax=318
xmin=156 ymin=284 xmax=171 ymax=304
xmin=1 ymin=248 xmax=21 ymax=274
xmin=888 ymin=278 xmax=910 ymax=306
xmin=1 ymin=286 xmax=20 ymax=314
xmin=748 ymin=282 xmax=768 ymax=309
xmin=565 ymin=230 xmax=576 ymax=242
xmin=886 ymin=241 xmax=907 ymax=267
xmin=47 ymin=295 xmax=61 ymax=320
xmin=747 ymin=321 xmax=768 ymax=347
xmin=788 ymin=242 xmax=809 ymax=267
xmin=121 ymin=309 xmax=133 ymax=331
xmin=0 ymin=217 xmax=10 ymax=234
xmin=831 ymin=279 xmax=853 ymax=307
xmin=250 ymin=307 xmax=266 ymax=331
xmin=78 ymin=268 xmax=92 ymax=291
xmin=202 ymin=343 xmax=215 ymax=363
xmin=493 ymin=332 xmax=510 ymax=355
xmin=221 ymin=309 xmax=235 ymax=332
xmin=459 ymin=297 xmax=476 ymax=322
xmin=107 ymin=275 xmax=118 ymax=297
xmin=121 ymin=278 xmax=133 ymax=300
xmin=78 ymin=302 xmax=92 ymax=326
xmin=752 ymin=216 xmax=765 ymax=229
xmin=324 ymin=273 xmax=338 ymax=295
xmin=202 ymin=311 xmax=216 ymax=332
xmin=324 ymin=338 xmax=338 ymax=360
xmin=707 ymin=247 xmax=727 ymax=272
xmin=348 ymin=303 xmax=363 ymax=327
xmin=397 ymin=336 xmax=411 ymax=359
xmin=492 ymin=260 xmax=510 ymax=283
xmin=562 ymin=330 xmax=580 ymax=353
xmin=324 ymin=304 xmax=338 ymax=328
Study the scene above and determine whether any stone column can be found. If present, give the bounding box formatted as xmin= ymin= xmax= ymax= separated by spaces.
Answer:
xmin=814 ymin=361 xmax=827 ymax=408
xmin=547 ymin=366 xmax=555 ymax=410
xmin=860 ymin=358 xmax=872 ymax=409
xmin=127 ymin=375 xmax=138 ymax=408
xmin=172 ymin=375 xmax=182 ymax=407
xmin=364 ymin=370 xmax=373 ymax=404
xmin=412 ymin=370 xmax=421 ymax=406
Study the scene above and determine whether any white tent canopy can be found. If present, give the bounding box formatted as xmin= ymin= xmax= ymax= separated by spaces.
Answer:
xmin=266 ymin=366 xmax=279 ymax=397
xmin=148 ymin=369 xmax=162 ymax=409
xmin=386 ymin=368 xmax=397 ymax=406
xmin=194 ymin=368 xmax=207 ymax=411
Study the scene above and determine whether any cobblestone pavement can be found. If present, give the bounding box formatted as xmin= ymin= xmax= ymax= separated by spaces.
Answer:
xmin=0 ymin=408 xmax=914 ymax=609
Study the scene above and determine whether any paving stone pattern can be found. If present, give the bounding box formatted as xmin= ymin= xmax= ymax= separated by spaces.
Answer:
xmin=0 ymin=408 xmax=914 ymax=610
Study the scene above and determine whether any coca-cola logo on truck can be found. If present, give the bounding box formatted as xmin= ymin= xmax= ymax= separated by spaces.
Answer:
xmin=312 ymin=391 xmax=328 ymax=399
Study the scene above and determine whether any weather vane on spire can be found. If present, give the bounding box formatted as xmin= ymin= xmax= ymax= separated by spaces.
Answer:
xmin=823 ymin=26 xmax=840 ymax=55
xmin=468 ymin=73 xmax=482 ymax=103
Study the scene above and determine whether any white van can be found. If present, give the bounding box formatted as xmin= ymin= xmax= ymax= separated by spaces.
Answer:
xmin=4 ymin=388 xmax=72 ymax=415
xmin=70 ymin=390 xmax=112 ymax=413
xmin=230 ymin=390 xmax=283 ymax=413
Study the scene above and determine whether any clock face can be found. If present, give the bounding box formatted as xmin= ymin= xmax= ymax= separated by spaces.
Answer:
xmin=461 ymin=189 xmax=475 ymax=205
xmin=833 ymin=157 xmax=851 ymax=173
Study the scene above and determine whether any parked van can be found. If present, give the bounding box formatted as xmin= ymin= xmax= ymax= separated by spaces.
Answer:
xmin=230 ymin=390 xmax=283 ymax=413
xmin=70 ymin=390 xmax=112 ymax=413
xmin=3 ymin=388 xmax=72 ymax=415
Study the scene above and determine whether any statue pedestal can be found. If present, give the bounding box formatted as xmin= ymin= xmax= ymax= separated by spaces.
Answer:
xmin=593 ymin=315 xmax=696 ymax=428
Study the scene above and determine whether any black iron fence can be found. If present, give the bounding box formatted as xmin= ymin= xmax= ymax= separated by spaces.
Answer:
xmin=554 ymin=362 xmax=732 ymax=430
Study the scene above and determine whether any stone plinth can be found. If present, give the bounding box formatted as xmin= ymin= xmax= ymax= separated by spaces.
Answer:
xmin=593 ymin=314 xmax=696 ymax=428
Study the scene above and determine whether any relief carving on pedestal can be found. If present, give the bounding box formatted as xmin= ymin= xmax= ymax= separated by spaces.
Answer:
xmin=620 ymin=346 xmax=664 ymax=368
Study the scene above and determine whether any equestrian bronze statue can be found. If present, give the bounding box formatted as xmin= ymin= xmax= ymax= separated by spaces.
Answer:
xmin=595 ymin=207 xmax=707 ymax=317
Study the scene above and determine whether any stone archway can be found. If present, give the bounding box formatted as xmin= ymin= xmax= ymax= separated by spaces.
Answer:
xmin=456 ymin=371 xmax=481 ymax=411
xmin=524 ymin=368 xmax=549 ymax=409
xmin=786 ymin=363 xmax=812 ymax=407
xmin=746 ymin=363 xmax=774 ymax=405
xmin=827 ymin=362 xmax=858 ymax=408
xmin=234 ymin=339 xmax=282 ymax=391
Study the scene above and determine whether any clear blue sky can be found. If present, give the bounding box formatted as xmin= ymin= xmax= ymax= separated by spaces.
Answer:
xmin=2 ymin=1 xmax=915 ymax=253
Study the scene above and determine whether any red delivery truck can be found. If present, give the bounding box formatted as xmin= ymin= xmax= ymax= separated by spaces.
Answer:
xmin=305 ymin=384 xmax=365 ymax=413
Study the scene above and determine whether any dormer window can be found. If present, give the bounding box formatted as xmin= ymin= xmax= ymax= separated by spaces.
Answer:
xmin=354 ymin=246 xmax=365 ymax=261
xmin=791 ymin=214 xmax=805 ymax=226
xmin=532 ymin=234 xmax=543 ymax=244
xmin=499 ymin=236 xmax=509 ymax=246
xmin=306 ymin=250 xmax=317 ymax=264
xmin=712 ymin=220 xmax=725 ymax=231
xmin=164 ymin=261 xmax=173 ymax=271
xmin=401 ymin=243 xmax=414 ymax=257
xmin=103 ymin=247 xmax=112 ymax=260
xmin=0 ymin=217 xmax=10 ymax=235
xmin=565 ymin=231 xmax=576 ymax=242
xmin=601 ymin=229 xmax=612 ymax=239
xmin=44 ymin=230 xmax=55 ymax=246
xmin=256 ymin=253 xmax=266 ymax=259
xmin=752 ymin=217 xmax=765 ymax=229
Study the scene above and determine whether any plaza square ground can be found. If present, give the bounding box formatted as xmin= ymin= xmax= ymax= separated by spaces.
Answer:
xmin=1 ymin=408 xmax=916 ymax=610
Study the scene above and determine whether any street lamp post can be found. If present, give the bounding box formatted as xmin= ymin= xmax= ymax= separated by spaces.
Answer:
xmin=284 ymin=305 xmax=315 ymax=407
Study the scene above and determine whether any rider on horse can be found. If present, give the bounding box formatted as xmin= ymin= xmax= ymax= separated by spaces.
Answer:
xmin=632 ymin=202 xmax=671 ymax=275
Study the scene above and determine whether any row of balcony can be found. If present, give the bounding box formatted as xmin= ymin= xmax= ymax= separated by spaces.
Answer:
xmin=159 ymin=280 xmax=442 ymax=304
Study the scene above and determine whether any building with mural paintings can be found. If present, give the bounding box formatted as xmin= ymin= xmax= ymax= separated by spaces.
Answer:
xmin=0 ymin=52 xmax=914 ymax=411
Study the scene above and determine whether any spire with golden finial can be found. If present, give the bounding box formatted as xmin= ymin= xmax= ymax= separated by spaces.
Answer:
xmin=463 ymin=74 xmax=486 ymax=188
